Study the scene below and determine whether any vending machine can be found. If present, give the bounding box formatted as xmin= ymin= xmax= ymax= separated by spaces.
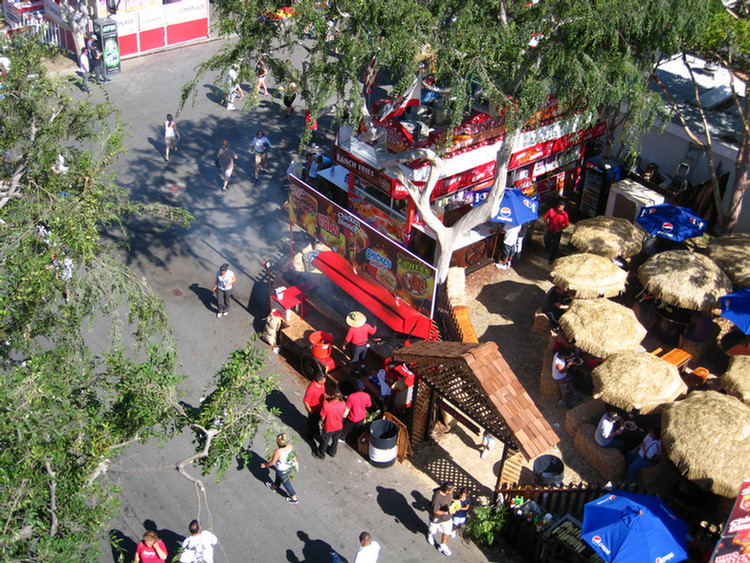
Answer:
xmin=578 ymin=155 xmax=624 ymax=217
xmin=93 ymin=18 xmax=121 ymax=75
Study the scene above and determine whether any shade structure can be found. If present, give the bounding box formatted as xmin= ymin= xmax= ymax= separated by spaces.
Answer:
xmin=637 ymin=250 xmax=733 ymax=310
xmin=722 ymin=356 xmax=750 ymax=406
xmin=582 ymin=490 xmax=687 ymax=563
xmin=592 ymin=352 xmax=687 ymax=414
xmin=661 ymin=390 xmax=750 ymax=498
xmin=720 ymin=289 xmax=750 ymax=335
xmin=705 ymin=233 xmax=750 ymax=289
xmin=570 ymin=216 xmax=644 ymax=259
xmin=551 ymin=253 xmax=627 ymax=299
xmin=473 ymin=187 xmax=538 ymax=226
xmin=559 ymin=299 xmax=647 ymax=358
xmin=636 ymin=203 xmax=706 ymax=242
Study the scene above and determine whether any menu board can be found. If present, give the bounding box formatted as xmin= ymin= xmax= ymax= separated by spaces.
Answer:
xmin=288 ymin=176 xmax=437 ymax=319
xmin=710 ymin=480 xmax=750 ymax=563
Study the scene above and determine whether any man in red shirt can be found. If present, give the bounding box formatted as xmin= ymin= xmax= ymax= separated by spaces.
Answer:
xmin=543 ymin=198 xmax=569 ymax=263
xmin=303 ymin=372 xmax=327 ymax=440
xmin=342 ymin=380 xmax=372 ymax=443
xmin=315 ymin=389 xmax=348 ymax=459
xmin=344 ymin=311 xmax=377 ymax=376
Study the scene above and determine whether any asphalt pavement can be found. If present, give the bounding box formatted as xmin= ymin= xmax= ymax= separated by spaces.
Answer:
xmin=83 ymin=41 xmax=493 ymax=563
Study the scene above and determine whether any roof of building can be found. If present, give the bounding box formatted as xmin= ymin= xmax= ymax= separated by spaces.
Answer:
xmin=652 ymin=54 xmax=744 ymax=149
xmin=393 ymin=340 xmax=559 ymax=459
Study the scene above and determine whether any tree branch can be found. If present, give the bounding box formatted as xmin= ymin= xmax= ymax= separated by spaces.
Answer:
xmin=175 ymin=426 xmax=219 ymax=492
xmin=44 ymin=460 xmax=58 ymax=537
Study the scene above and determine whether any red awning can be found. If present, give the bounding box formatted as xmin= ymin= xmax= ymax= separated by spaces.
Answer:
xmin=312 ymin=252 xmax=433 ymax=339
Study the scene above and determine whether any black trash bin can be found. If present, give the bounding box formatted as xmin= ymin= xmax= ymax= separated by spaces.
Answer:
xmin=533 ymin=454 xmax=564 ymax=486
xmin=368 ymin=419 xmax=399 ymax=467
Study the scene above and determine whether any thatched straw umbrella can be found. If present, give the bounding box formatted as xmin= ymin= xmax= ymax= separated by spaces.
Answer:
xmin=661 ymin=390 xmax=750 ymax=498
xmin=705 ymin=233 xmax=750 ymax=289
xmin=559 ymin=298 xmax=647 ymax=357
xmin=591 ymin=352 xmax=687 ymax=414
xmin=722 ymin=356 xmax=750 ymax=405
xmin=637 ymin=250 xmax=733 ymax=310
xmin=551 ymin=253 xmax=628 ymax=298
xmin=570 ymin=216 xmax=644 ymax=259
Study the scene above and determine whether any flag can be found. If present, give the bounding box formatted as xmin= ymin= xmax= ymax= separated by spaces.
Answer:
xmin=364 ymin=56 xmax=377 ymax=94
xmin=380 ymin=73 xmax=422 ymax=121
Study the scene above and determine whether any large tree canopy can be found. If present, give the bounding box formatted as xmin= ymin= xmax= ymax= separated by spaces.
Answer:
xmin=0 ymin=35 xmax=192 ymax=563
xmin=187 ymin=0 xmax=712 ymax=280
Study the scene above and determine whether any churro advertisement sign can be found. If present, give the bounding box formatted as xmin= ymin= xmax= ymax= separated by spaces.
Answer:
xmin=288 ymin=175 xmax=437 ymax=319
xmin=710 ymin=480 xmax=750 ymax=563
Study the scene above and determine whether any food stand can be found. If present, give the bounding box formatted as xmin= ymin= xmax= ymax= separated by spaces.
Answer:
xmin=328 ymin=104 xmax=605 ymax=272
xmin=271 ymin=174 xmax=439 ymax=398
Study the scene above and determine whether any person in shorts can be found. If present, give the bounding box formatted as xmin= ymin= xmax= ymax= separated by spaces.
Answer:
xmin=216 ymin=140 xmax=237 ymax=192
xmin=251 ymin=130 xmax=272 ymax=181
xmin=427 ymin=481 xmax=455 ymax=556
xmin=450 ymin=487 xmax=471 ymax=536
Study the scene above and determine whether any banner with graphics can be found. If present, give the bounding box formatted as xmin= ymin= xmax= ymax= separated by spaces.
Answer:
xmin=709 ymin=480 xmax=750 ymax=563
xmin=288 ymin=175 xmax=437 ymax=319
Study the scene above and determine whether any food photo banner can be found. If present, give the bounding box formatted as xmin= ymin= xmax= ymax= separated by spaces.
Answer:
xmin=289 ymin=175 xmax=437 ymax=319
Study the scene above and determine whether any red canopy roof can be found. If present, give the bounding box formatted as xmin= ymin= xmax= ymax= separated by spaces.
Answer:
xmin=312 ymin=251 xmax=433 ymax=339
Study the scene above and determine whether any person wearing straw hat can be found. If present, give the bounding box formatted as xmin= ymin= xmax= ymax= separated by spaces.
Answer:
xmin=344 ymin=311 xmax=377 ymax=376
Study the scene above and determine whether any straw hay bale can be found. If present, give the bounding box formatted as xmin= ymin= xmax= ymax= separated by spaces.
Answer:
xmin=722 ymin=356 xmax=750 ymax=405
xmin=551 ymin=253 xmax=627 ymax=299
xmin=560 ymin=299 xmax=647 ymax=358
xmin=533 ymin=308 xmax=552 ymax=335
xmin=661 ymin=390 xmax=750 ymax=497
xmin=574 ymin=423 xmax=625 ymax=482
xmin=565 ymin=399 xmax=606 ymax=437
xmin=706 ymin=233 xmax=750 ymax=288
xmin=637 ymin=250 xmax=733 ymax=310
xmin=592 ymin=352 xmax=687 ymax=414
xmin=570 ymin=216 xmax=644 ymax=259
xmin=446 ymin=267 xmax=466 ymax=307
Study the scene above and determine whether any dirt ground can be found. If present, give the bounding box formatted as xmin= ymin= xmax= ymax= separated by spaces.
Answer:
xmin=408 ymin=224 xmax=604 ymax=492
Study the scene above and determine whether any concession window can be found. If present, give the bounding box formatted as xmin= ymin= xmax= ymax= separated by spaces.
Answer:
xmin=311 ymin=251 xmax=434 ymax=340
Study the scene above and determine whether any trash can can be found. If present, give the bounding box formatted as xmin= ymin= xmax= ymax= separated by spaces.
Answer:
xmin=368 ymin=419 xmax=399 ymax=467
xmin=533 ymin=454 xmax=564 ymax=486
xmin=308 ymin=331 xmax=332 ymax=359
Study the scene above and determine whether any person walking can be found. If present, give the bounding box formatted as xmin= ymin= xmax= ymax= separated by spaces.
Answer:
xmin=543 ymin=198 xmax=569 ymax=263
xmin=212 ymin=263 xmax=236 ymax=318
xmin=315 ymin=389 xmax=347 ymax=459
xmin=256 ymin=57 xmax=268 ymax=96
xmin=163 ymin=114 xmax=180 ymax=161
xmin=343 ymin=311 xmax=377 ymax=376
xmin=216 ymin=140 xmax=238 ymax=191
xmin=225 ymin=63 xmax=244 ymax=110
xmin=353 ymin=531 xmax=380 ymax=563
xmin=341 ymin=380 xmax=371 ymax=443
xmin=260 ymin=432 xmax=299 ymax=504
xmin=282 ymin=81 xmax=297 ymax=117
xmin=303 ymin=372 xmax=327 ymax=440
xmin=427 ymin=481 xmax=455 ymax=556
xmin=495 ymin=223 xmax=521 ymax=270
xmin=179 ymin=520 xmax=217 ymax=563
xmin=251 ymin=130 xmax=272 ymax=181
xmin=134 ymin=530 xmax=167 ymax=563
xmin=89 ymin=41 xmax=108 ymax=84
xmin=78 ymin=47 xmax=90 ymax=92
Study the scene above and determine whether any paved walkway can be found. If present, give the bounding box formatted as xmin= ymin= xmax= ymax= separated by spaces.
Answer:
xmin=88 ymin=41 xmax=491 ymax=562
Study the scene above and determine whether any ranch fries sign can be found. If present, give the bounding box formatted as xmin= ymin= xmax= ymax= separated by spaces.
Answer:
xmin=289 ymin=175 xmax=437 ymax=319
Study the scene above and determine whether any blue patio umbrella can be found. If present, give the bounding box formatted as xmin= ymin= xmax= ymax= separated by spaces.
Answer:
xmin=721 ymin=289 xmax=750 ymax=335
xmin=582 ymin=490 xmax=687 ymax=563
xmin=636 ymin=203 xmax=706 ymax=242
xmin=472 ymin=188 xmax=538 ymax=226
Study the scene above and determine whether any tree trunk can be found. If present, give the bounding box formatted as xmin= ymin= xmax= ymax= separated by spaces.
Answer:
xmin=723 ymin=127 xmax=750 ymax=232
